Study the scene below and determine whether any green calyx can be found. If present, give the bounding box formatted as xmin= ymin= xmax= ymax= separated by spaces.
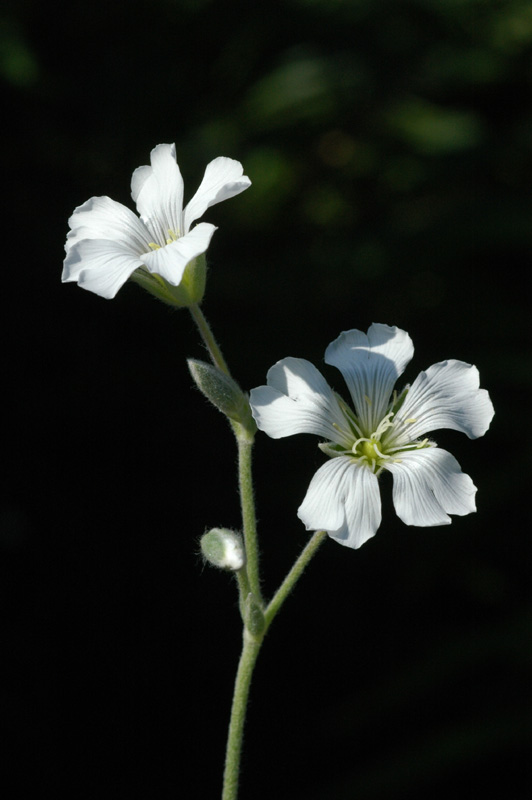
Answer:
xmin=131 ymin=253 xmax=207 ymax=308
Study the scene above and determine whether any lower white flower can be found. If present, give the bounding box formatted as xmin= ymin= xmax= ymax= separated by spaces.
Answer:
xmin=62 ymin=143 xmax=250 ymax=300
xmin=249 ymin=323 xmax=494 ymax=549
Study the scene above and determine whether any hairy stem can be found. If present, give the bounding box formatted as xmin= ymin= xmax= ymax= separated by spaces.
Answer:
xmin=264 ymin=530 xmax=327 ymax=627
xmin=222 ymin=631 xmax=263 ymax=800
xmin=222 ymin=530 xmax=327 ymax=799
xmin=236 ymin=430 xmax=262 ymax=604
xmin=189 ymin=303 xmax=231 ymax=376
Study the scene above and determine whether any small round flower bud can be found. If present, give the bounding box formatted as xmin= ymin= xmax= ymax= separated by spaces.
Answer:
xmin=201 ymin=528 xmax=246 ymax=571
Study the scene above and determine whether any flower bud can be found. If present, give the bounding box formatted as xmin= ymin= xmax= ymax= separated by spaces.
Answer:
xmin=188 ymin=359 xmax=255 ymax=429
xmin=200 ymin=528 xmax=246 ymax=571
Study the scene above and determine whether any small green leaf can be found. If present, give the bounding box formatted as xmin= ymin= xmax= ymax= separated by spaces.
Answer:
xmin=244 ymin=593 xmax=266 ymax=637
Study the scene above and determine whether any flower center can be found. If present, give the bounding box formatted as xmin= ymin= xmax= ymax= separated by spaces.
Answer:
xmin=355 ymin=439 xmax=382 ymax=461
xmin=350 ymin=436 xmax=390 ymax=472
xmin=327 ymin=401 xmax=433 ymax=474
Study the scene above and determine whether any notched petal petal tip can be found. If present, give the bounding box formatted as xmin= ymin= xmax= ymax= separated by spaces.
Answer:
xmin=131 ymin=143 xmax=179 ymax=202
xmin=324 ymin=324 xmax=414 ymax=431
xmin=298 ymin=458 xmax=382 ymax=549
xmin=184 ymin=156 xmax=251 ymax=232
xmin=65 ymin=196 xmax=152 ymax=255
xmin=386 ymin=448 xmax=477 ymax=528
xmin=397 ymin=359 xmax=495 ymax=441
xmin=62 ymin=239 xmax=144 ymax=299
xmin=249 ymin=357 xmax=352 ymax=444
xmin=131 ymin=143 xmax=185 ymax=240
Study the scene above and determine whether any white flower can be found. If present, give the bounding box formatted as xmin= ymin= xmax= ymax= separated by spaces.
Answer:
xmin=249 ymin=323 xmax=494 ymax=549
xmin=62 ymin=143 xmax=251 ymax=300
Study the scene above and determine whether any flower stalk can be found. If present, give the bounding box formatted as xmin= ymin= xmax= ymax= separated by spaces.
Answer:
xmin=189 ymin=302 xmax=328 ymax=799
xmin=236 ymin=430 xmax=262 ymax=604
xmin=189 ymin=303 xmax=232 ymax=377
xmin=222 ymin=529 xmax=326 ymax=800
xmin=222 ymin=630 xmax=263 ymax=800
xmin=264 ymin=529 xmax=327 ymax=627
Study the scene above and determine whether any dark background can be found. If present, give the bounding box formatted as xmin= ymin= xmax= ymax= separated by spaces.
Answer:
xmin=2 ymin=0 xmax=531 ymax=797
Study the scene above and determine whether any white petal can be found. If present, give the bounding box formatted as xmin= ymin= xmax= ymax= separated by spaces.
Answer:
xmin=62 ymin=239 xmax=144 ymax=299
xmin=140 ymin=223 xmax=216 ymax=286
xmin=394 ymin=360 xmax=495 ymax=441
xmin=183 ymin=157 xmax=251 ymax=233
xmin=298 ymin=457 xmax=381 ymax=549
xmin=65 ymin=196 xmax=152 ymax=255
xmin=131 ymin=143 xmax=185 ymax=243
xmin=325 ymin=324 xmax=414 ymax=433
xmin=385 ymin=447 xmax=477 ymax=527
xmin=249 ymin=357 xmax=352 ymax=445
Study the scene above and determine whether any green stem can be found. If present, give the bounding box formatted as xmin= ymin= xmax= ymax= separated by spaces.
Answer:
xmin=188 ymin=304 xmax=260 ymax=601
xmin=189 ymin=303 xmax=231 ymax=376
xmin=221 ymin=530 xmax=327 ymax=800
xmin=222 ymin=631 xmax=263 ymax=800
xmin=264 ymin=530 xmax=327 ymax=628
xmin=236 ymin=431 xmax=262 ymax=604
xmin=236 ymin=567 xmax=252 ymax=620
xmin=187 ymin=304 xmax=327 ymax=798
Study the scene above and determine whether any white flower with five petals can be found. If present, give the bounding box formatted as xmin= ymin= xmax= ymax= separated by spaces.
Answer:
xmin=62 ymin=143 xmax=251 ymax=300
xmin=249 ymin=324 xmax=494 ymax=549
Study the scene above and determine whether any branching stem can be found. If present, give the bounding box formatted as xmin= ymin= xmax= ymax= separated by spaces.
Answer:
xmin=188 ymin=303 xmax=327 ymax=800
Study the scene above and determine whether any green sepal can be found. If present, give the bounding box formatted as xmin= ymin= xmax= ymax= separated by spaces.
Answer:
xmin=188 ymin=359 xmax=256 ymax=429
xmin=244 ymin=593 xmax=266 ymax=637
xmin=318 ymin=441 xmax=347 ymax=458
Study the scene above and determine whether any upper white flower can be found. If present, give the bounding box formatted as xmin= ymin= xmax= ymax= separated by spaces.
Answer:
xmin=62 ymin=143 xmax=251 ymax=299
xmin=249 ymin=324 xmax=494 ymax=549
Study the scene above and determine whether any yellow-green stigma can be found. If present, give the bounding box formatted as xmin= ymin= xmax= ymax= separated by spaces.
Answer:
xmin=354 ymin=439 xmax=383 ymax=462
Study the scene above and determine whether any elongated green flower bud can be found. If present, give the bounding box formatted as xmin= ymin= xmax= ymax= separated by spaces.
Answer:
xmin=188 ymin=359 xmax=255 ymax=428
